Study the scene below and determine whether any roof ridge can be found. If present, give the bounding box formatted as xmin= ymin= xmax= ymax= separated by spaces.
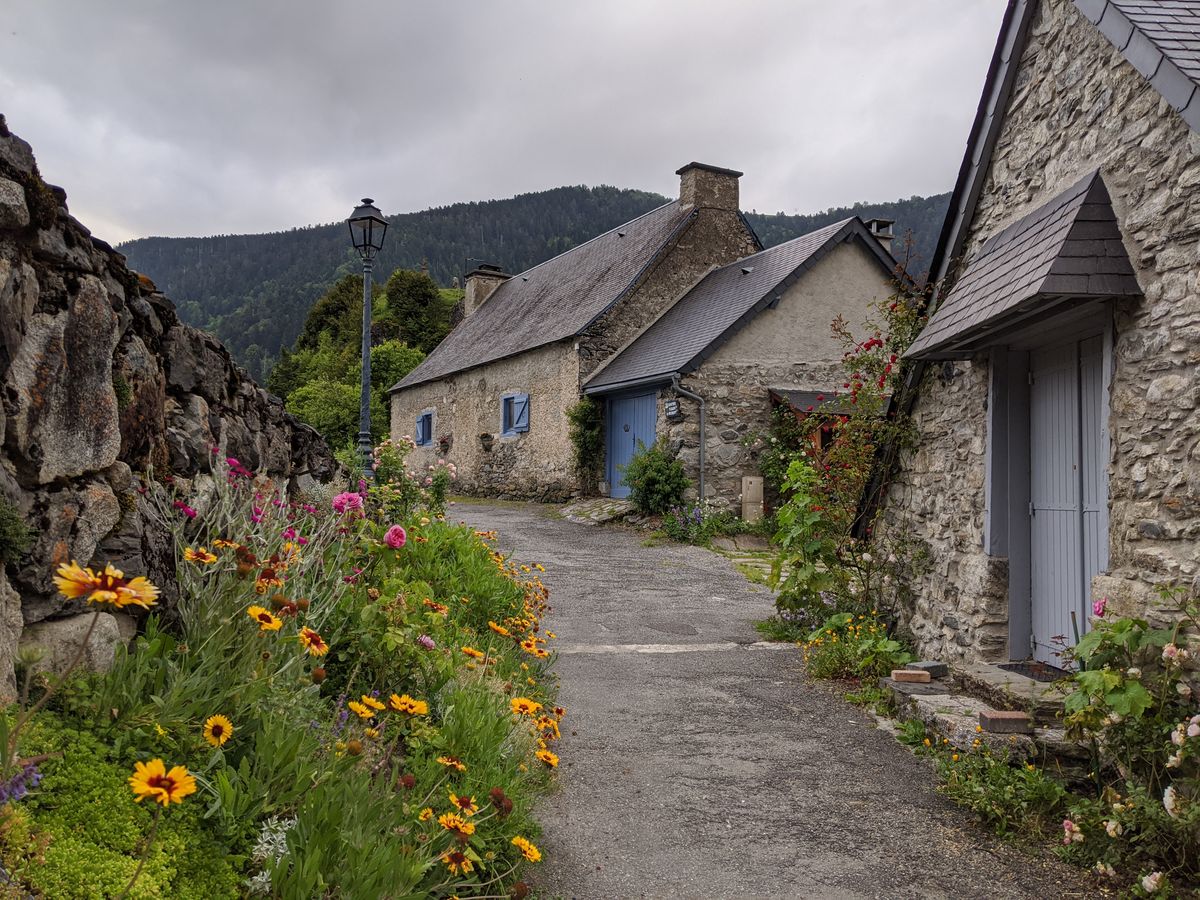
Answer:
xmin=705 ymin=217 xmax=857 ymax=271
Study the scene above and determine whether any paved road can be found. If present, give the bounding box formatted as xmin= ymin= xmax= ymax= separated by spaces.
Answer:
xmin=452 ymin=500 xmax=1100 ymax=900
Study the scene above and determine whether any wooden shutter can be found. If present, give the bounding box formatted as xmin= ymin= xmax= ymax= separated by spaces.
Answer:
xmin=513 ymin=394 xmax=530 ymax=432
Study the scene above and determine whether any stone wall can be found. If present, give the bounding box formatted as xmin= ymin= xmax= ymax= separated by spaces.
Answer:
xmin=876 ymin=0 xmax=1200 ymax=662
xmin=389 ymin=340 xmax=581 ymax=501
xmin=664 ymin=241 xmax=891 ymax=505
xmin=0 ymin=118 xmax=334 ymax=698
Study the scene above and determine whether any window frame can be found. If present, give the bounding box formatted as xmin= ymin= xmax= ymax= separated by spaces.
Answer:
xmin=500 ymin=392 xmax=530 ymax=437
xmin=415 ymin=410 xmax=435 ymax=446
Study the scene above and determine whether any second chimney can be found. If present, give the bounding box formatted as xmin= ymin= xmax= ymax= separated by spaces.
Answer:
xmin=462 ymin=264 xmax=511 ymax=317
xmin=864 ymin=218 xmax=895 ymax=255
xmin=677 ymin=162 xmax=742 ymax=211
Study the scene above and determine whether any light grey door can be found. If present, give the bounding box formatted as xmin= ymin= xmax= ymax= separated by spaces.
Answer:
xmin=1029 ymin=336 xmax=1107 ymax=664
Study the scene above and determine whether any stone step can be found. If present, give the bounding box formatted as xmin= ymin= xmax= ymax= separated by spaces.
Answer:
xmin=954 ymin=663 xmax=1071 ymax=725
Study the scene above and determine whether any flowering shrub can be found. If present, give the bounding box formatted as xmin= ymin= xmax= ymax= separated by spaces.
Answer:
xmin=662 ymin=499 xmax=767 ymax=545
xmin=0 ymin=453 xmax=557 ymax=897
xmin=371 ymin=437 xmax=458 ymax=519
xmin=1055 ymin=587 xmax=1200 ymax=890
xmin=800 ymin=611 xmax=912 ymax=680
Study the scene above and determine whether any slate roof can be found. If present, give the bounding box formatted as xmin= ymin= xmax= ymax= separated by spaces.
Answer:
xmin=392 ymin=200 xmax=695 ymax=390
xmin=585 ymin=218 xmax=896 ymax=392
xmin=769 ymin=388 xmax=868 ymax=416
xmin=1077 ymin=0 xmax=1200 ymax=131
xmin=907 ymin=171 xmax=1140 ymax=358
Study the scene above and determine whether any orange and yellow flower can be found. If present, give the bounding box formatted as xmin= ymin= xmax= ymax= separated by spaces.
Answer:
xmin=437 ymin=755 xmax=467 ymax=772
xmin=183 ymin=547 xmax=218 ymax=564
xmin=418 ymin=807 xmax=433 ymax=822
xmin=129 ymin=758 xmax=197 ymax=806
xmin=388 ymin=693 xmax=429 ymax=716
xmin=461 ymin=646 xmax=485 ymax=660
xmin=298 ymin=627 xmax=329 ymax=656
xmin=440 ymin=849 xmax=474 ymax=875
xmin=512 ymin=836 xmax=541 ymax=863
xmin=437 ymin=812 xmax=476 ymax=838
xmin=488 ymin=621 xmax=510 ymax=637
xmin=449 ymin=791 xmax=479 ymax=815
xmin=510 ymin=697 xmax=542 ymax=717
xmin=348 ymin=701 xmax=375 ymax=719
xmin=360 ymin=694 xmax=386 ymax=712
xmin=246 ymin=605 xmax=282 ymax=631
xmin=54 ymin=561 xmax=159 ymax=609
xmin=203 ymin=714 xmax=233 ymax=747
xmin=535 ymin=749 xmax=559 ymax=768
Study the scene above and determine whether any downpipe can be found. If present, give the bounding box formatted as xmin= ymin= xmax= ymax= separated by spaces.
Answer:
xmin=671 ymin=374 xmax=705 ymax=501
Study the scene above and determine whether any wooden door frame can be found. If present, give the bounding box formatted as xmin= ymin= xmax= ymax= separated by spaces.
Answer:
xmin=984 ymin=306 xmax=1113 ymax=660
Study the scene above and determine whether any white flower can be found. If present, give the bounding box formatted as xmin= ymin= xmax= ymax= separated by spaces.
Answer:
xmin=1178 ymin=681 xmax=1193 ymax=700
xmin=1189 ymin=716 xmax=1200 ymax=739
xmin=1166 ymin=751 xmax=1182 ymax=769
xmin=1094 ymin=862 xmax=1115 ymax=878
xmin=1163 ymin=785 xmax=1179 ymax=818
xmin=861 ymin=552 xmax=873 ymax=563
xmin=1141 ymin=871 xmax=1163 ymax=893
xmin=1171 ymin=724 xmax=1187 ymax=746
xmin=1126 ymin=667 xmax=1142 ymax=678
xmin=1104 ymin=819 xmax=1123 ymax=837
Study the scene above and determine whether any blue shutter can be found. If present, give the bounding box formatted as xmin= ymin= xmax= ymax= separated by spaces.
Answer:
xmin=501 ymin=397 xmax=513 ymax=435
xmin=513 ymin=394 xmax=530 ymax=432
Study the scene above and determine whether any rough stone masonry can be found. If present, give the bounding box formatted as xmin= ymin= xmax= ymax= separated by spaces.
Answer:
xmin=0 ymin=117 xmax=335 ymax=699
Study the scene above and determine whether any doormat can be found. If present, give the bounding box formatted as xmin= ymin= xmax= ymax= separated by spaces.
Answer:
xmin=997 ymin=661 xmax=1072 ymax=683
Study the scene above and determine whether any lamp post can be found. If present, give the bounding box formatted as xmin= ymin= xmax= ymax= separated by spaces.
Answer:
xmin=347 ymin=198 xmax=388 ymax=486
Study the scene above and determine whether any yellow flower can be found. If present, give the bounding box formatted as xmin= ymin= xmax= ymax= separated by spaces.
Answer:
xmin=418 ymin=807 xmax=433 ymax=822
xmin=461 ymin=646 xmax=485 ymax=660
xmin=441 ymin=849 xmax=474 ymax=875
xmin=438 ymin=812 xmax=476 ymax=838
xmin=535 ymin=715 xmax=561 ymax=740
xmin=951 ymin=753 xmax=960 ymax=762
xmin=153 ymin=722 xmax=167 ymax=738
xmin=449 ymin=791 xmax=479 ymax=815
xmin=212 ymin=538 xmax=239 ymax=549
xmin=437 ymin=755 xmax=467 ymax=772
xmin=246 ymin=605 xmax=282 ymax=632
xmin=298 ymin=627 xmax=329 ymax=656
xmin=388 ymin=693 xmax=429 ymax=716
xmin=922 ymin=738 xmax=931 ymax=748
xmin=360 ymin=694 xmax=386 ymax=712
xmin=129 ymin=758 xmax=197 ymax=806
xmin=348 ymin=700 xmax=374 ymax=719
xmin=512 ymin=835 xmax=541 ymax=863
xmin=364 ymin=727 xmax=380 ymax=739
xmin=54 ymin=561 xmax=159 ymax=609
xmin=536 ymin=749 xmax=559 ymax=768
xmin=520 ymin=638 xmax=539 ymax=655
xmin=203 ymin=714 xmax=233 ymax=747
xmin=184 ymin=547 xmax=218 ymax=564
xmin=510 ymin=697 xmax=543 ymax=717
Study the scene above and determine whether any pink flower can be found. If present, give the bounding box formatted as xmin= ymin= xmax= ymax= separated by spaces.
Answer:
xmin=282 ymin=527 xmax=297 ymax=540
xmin=226 ymin=457 xmax=240 ymax=467
xmin=417 ymin=634 xmax=435 ymax=650
xmin=172 ymin=500 xmax=197 ymax=520
xmin=1061 ymin=819 xmax=1084 ymax=845
xmin=332 ymin=492 xmax=364 ymax=515
xmin=251 ymin=506 xmax=264 ymax=524
xmin=385 ymin=525 xmax=407 ymax=549
xmin=1092 ymin=597 xmax=1107 ymax=618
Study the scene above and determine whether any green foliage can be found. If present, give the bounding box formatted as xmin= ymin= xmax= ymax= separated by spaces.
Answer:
xmin=620 ymin=441 xmax=690 ymax=516
xmin=380 ymin=269 xmax=457 ymax=354
xmin=924 ymin=741 xmax=1069 ymax=840
xmin=757 ymin=403 xmax=811 ymax=504
xmin=661 ymin=499 xmax=770 ymax=546
xmin=285 ymin=378 xmax=383 ymax=446
xmin=369 ymin=340 xmax=426 ymax=394
xmin=565 ymin=397 xmax=604 ymax=493
xmin=0 ymin=497 xmax=33 ymax=566
xmin=800 ymin=611 xmax=912 ymax=680
xmin=754 ymin=614 xmax=811 ymax=643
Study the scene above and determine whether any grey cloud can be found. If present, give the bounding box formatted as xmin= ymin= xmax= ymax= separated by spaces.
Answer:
xmin=0 ymin=0 xmax=1006 ymax=243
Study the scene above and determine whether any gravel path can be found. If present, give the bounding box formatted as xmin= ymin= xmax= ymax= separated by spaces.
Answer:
xmin=453 ymin=500 xmax=1102 ymax=900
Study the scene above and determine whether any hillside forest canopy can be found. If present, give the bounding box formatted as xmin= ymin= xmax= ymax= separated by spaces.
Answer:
xmin=120 ymin=185 xmax=950 ymax=383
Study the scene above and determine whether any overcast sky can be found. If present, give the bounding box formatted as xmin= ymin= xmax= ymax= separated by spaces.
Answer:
xmin=1 ymin=2 xmax=1006 ymax=245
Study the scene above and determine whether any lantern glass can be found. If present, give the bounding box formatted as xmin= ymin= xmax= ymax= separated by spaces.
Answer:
xmin=347 ymin=198 xmax=388 ymax=259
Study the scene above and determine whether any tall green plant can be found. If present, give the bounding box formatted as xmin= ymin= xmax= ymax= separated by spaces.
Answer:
xmin=621 ymin=441 xmax=689 ymax=516
xmin=566 ymin=397 xmax=604 ymax=494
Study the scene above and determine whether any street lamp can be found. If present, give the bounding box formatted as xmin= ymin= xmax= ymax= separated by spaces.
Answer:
xmin=347 ymin=198 xmax=388 ymax=486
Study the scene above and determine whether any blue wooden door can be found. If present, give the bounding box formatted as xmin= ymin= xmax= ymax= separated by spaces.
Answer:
xmin=607 ymin=393 xmax=657 ymax=499
xmin=1029 ymin=336 xmax=1107 ymax=664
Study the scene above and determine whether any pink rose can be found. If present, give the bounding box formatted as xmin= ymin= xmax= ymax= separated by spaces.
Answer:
xmin=385 ymin=525 xmax=407 ymax=549
xmin=332 ymin=492 xmax=364 ymax=515
xmin=1092 ymin=597 xmax=1107 ymax=618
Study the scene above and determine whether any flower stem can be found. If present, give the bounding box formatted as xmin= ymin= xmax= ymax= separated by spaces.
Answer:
xmin=117 ymin=805 xmax=162 ymax=900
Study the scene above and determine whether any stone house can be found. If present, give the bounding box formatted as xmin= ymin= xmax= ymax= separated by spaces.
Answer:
xmin=390 ymin=164 xmax=897 ymax=505
xmin=875 ymin=0 xmax=1200 ymax=667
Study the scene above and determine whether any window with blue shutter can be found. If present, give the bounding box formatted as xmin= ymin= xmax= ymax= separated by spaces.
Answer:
xmin=415 ymin=411 xmax=434 ymax=446
xmin=501 ymin=393 xmax=530 ymax=436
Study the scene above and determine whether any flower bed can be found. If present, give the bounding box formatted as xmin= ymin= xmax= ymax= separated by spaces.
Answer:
xmin=0 ymin=455 xmax=560 ymax=897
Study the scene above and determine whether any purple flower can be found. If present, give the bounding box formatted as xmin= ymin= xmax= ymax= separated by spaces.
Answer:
xmin=417 ymin=634 xmax=436 ymax=650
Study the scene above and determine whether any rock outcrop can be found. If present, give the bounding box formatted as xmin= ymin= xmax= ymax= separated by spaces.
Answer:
xmin=0 ymin=116 xmax=335 ymax=698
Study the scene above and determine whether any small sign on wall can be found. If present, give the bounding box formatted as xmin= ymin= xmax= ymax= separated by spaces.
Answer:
xmin=664 ymin=399 xmax=682 ymax=420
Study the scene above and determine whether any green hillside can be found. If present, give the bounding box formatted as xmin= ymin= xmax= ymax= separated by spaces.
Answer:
xmin=119 ymin=186 xmax=949 ymax=381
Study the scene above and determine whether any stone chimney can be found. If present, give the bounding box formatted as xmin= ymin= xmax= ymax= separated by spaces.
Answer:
xmin=864 ymin=218 xmax=895 ymax=254
xmin=676 ymin=162 xmax=742 ymax=211
xmin=462 ymin=264 xmax=511 ymax=317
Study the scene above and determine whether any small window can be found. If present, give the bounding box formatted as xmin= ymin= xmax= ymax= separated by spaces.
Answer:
xmin=501 ymin=393 xmax=530 ymax=436
xmin=415 ymin=411 xmax=434 ymax=446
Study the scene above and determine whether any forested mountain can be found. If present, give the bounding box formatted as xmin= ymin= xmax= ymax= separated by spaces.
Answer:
xmin=119 ymin=186 xmax=949 ymax=381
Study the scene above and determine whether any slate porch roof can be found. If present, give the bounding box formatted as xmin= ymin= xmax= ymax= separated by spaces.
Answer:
xmin=907 ymin=171 xmax=1140 ymax=358
xmin=392 ymin=200 xmax=695 ymax=391
xmin=583 ymin=218 xmax=897 ymax=393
